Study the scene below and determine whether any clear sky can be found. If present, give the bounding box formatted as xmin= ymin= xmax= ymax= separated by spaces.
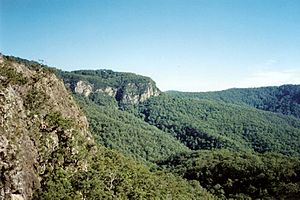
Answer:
xmin=1 ymin=0 xmax=300 ymax=91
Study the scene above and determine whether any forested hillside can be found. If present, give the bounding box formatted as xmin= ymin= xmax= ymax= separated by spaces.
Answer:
xmin=58 ymin=68 xmax=189 ymax=164
xmin=0 ymin=55 xmax=215 ymax=200
xmin=73 ymin=93 xmax=190 ymax=163
xmin=168 ymin=85 xmax=300 ymax=118
xmin=59 ymin=68 xmax=300 ymax=158
xmin=137 ymin=95 xmax=300 ymax=156
xmin=2 ymin=55 xmax=300 ymax=200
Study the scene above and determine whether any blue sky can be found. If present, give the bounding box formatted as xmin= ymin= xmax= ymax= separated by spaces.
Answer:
xmin=1 ymin=0 xmax=300 ymax=91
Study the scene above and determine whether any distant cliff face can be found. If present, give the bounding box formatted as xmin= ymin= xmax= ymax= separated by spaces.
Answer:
xmin=0 ymin=56 xmax=94 ymax=200
xmin=116 ymin=82 xmax=160 ymax=104
xmin=61 ymin=70 xmax=161 ymax=105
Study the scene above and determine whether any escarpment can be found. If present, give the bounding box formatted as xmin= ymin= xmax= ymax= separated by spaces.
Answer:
xmin=61 ymin=69 xmax=161 ymax=105
xmin=0 ymin=56 xmax=94 ymax=200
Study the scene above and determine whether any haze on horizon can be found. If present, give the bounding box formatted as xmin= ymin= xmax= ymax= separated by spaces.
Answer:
xmin=1 ymin=0 xmax=300 ymax=92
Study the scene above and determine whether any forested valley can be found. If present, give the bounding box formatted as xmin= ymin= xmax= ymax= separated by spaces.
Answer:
xmin=1 ymin=55 xmax=300 ymax=199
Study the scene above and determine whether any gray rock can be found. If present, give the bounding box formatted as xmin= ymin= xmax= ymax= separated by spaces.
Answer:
xmin=74 ymin=80 xmax=93 ymax=97
xmin=0 ymin=57 xmax=95 ymax=199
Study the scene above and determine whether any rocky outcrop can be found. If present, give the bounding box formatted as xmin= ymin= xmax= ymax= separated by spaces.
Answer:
xmin=0 ymin=56 xmax=94 ymax=200
xmin=116 ymin=82 xmax=160 ymax=104
xmin=74 ymin=81 xmax=93 ymax=97
xmin=72 ymin=78 xmax=160 ymax=105
xmin=95 ymin=86 xmax=117 ymax=97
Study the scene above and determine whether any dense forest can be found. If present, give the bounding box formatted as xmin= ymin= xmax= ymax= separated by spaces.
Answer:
xmin=168 ymin=85 xmax=300 ymax=118
xmin=73 ymin=93 xmax=189 ymax=164
xmin=60 ymin=69 xmax=157 ymax=89
xmin=38 ymin=143 xmax=214 ymax=200
xmin=137 ymin=94 xmax=300 ymax=156
xmin=2 ymin=55 xmax=300 ymax=199
xmin=159 ymin=150 xmax=300 ymax=199
xmin=61 ymin=63 xmax=300 ymax=199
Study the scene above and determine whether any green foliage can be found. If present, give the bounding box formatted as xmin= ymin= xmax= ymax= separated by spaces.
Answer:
xmin=138 ymin=94 xmax=300 ymax=156
xmin=44 ymin=112 xmax=73 ymax=130
xmin=6 ymin=55 xmax=300 ymax=200
xmin=4 ymin=54 xmax=215 ymax=200
xmin=0 ymin=65 xmax=28 ymax=86
xmin=3 ymin=55 xmax=57 ymax=74
xmin=90 ymin=92 xmax=118 ymax=108
xmin=38 ymin=168 xmax=82 ymax=200
xmin=74 ymin=94 xmax=189 ymax=163
xmin=38 ymin=145 xmax=215 ymax=200
xmin=159 ymin=150 xmax=300 ymax=199
xmin=24 ymin=89 xmax=49 ymax=110
xmin=168 ymin=84 xmax=300 ymax=118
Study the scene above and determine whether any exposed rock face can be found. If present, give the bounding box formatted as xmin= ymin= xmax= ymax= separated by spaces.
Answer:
xmin=117 ymin=82 xmax=160 ymax=104
xmin=0 ymin=56 xmax=94 ymax=200
xmin=72 ymin=79 xmax=160 ymax=105
xmin=74 ymin=80 xmax=93 ymax=97
xmin=95 ymin=86 xmax=117 ymax=97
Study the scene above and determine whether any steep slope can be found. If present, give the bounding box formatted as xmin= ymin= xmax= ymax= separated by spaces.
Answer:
xmin=74 ymin=93 xmax=190 ymax=163
xmin=167 ymin=85 xmax=300 ymax=118
xmin=0 ymin=55 xmax=215 ymax=200
xmin=60 ymin=69 xmax=189 ymax=163
xmin=138 ymin=95 xmax=300 ymax=156
xmin=0 ymin=55 xmax=94 ymax=199
xmin=60 ymin=69 xmax=160 ymax=105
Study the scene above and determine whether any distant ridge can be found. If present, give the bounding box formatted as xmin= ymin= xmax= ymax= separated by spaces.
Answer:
xmin=167 ymin=84 xmax=300 ymax=118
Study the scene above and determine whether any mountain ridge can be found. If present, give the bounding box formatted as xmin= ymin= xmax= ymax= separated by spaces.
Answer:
xmin=167 ymin=84 xmax=300 ymax=118
xmin=1 ymin=54 xmax=300 ymax=200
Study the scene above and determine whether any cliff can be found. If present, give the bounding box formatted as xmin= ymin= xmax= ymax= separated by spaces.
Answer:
xmin=61 ymin=69 xmax=161 ymax=105
xmin=0 ymin=55 xmax=94 ymax=200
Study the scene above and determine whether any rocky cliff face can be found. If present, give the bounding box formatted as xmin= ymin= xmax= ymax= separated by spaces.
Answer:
xmin=74 ymin=81 xmax=93 ymax=97
xmin=115 ymin=82 xmax=160 ymax=104
xmin=61 ymin=70 xmax=161 ymax=105
xmin=0 ymin=56 xmax=94 ymax=200
xmin=72 ymin=80 xmax=160 ymax=104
